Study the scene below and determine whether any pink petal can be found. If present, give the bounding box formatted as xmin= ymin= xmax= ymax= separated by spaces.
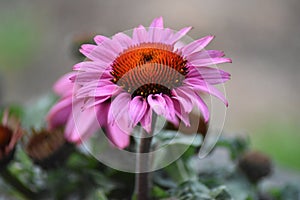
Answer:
xmin=81 ymin=46 xmax=116 ymax=63
xmin=100 ymin=38 xmax=123 ymax=55
xmin=91 ymin=84 xmax=121 ymax=97
xmin=148 ymin=27 xmax=164 ymax=43
xmin=172 ymin=98 xmax=190 ymax=127
xmin=162 ymin=94 xmax=178 ymax=126
xmin=189 ymin=57 xmax=232 ymax=66
xmin=46 ymin=95 xmax=72 ymax=129
xmin=82 ymin=96 xmax=111 ymax=109
xmin=53 ymin=72 xmax=76 ymax=96
xmin=75 ymin=80 xmax=113 ymax=98
xmin=147 ymin=94 xmax=167 ymax=115
xmin=94 ymin=35 xmax=109 ymax=45
xmin=133 ymin=25 xmax=148 ymax=43
xmin=184 ymin=79 xmax=228 ymax=106
xmin=80 ymin=44 xmax=97 ymax=55
xmin=105 ymin=119 xmax=131 ymax=149
xmin=148 ymin=17 xmax=164 ymax=42
xmin=186 ymin=67 xmax=231 ymax=84
xmin=172 ymin=89 xmax=193 ymax=113
xmin=140 ymin=104 xmax=153 ymax=133
xmin=181 ymin=35 xmax=214 ymax=55
xmin=73 ymin=61 xmax=111 ymax=72
xmin=187 ymin=50 xmax=225 ymax=60
xmin=160 ymin=28 xmax=174 ymax=43
xmin=108 ymin=92 xmax=131 ymax=124
xmin=129 ymin=96 xmax=148 ymax=126
xmin=149 ymin=16 xmax=164 ymax=28
xmin=112 ymin=33 xmax=133 ymax=49
xmin=96 ymin=101 xmax=110 ymax=125
xmin=65 ymin=101 xmax=100 ymax=143
xmin=167 ymin=26 xmax=192 ymax=44
xmin=191 ymin=92 xmax=210 ymax=122
xmin=177 ymin=87 xmax=210 ymax=122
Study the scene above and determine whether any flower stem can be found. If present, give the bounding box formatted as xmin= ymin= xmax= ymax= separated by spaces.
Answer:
xmin=136 ymin=134 xmax=153 ymax=200
xmin=136 ymin=114 xmax=157 ymax=200
xmin=0 ymin=167 xmax=36 ymax=199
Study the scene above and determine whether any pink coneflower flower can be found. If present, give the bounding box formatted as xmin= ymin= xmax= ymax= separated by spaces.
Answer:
xmin=47 ymin=17 xmax=231 ymax=149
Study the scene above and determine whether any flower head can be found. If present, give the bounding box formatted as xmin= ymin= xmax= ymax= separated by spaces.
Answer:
xmin=47 ymin=17 xmax=231 ymax=148
xmin=0 ymin=110 xmax=23 ymax=167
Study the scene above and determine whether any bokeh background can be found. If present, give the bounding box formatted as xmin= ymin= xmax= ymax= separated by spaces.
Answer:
xmin=0 ymin=0 xmax=299 ymax=173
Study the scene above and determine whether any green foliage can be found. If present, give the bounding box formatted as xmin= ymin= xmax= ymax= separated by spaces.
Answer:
xmin=168 ymin=180 xmax=232 ymax=200
xmin=0 ymin=11 xmax=38 ymax=71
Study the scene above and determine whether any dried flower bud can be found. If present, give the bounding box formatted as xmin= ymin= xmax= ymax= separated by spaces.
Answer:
xmin=25 ymin=129 xmax=74 ymax=170
xmin=0 ymin=110 xmax=23 ymax=169
xmin=238 ymin=151 xmax=272 ymax=183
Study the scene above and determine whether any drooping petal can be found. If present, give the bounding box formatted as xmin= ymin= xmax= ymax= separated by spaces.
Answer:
xmin=140 ymin=104 xmax=153 ymax=133
xmin=53 ymin=72 xmax=76 ymax=96
xmin=65 ymin=101 xmax=101 ymax=143
xmin=184 ymin=79 xmax=228 ymax=106
xmin=177 ymin=87 xmax=210 ymax=122
xmin=191 ymin=92 xmax=210 ymax=122
xmin=108 ymin=92 xmax=131 ymax=124
xmin=105 ymin=119 xmax=131 ymax=149
xmin=172 ymin=89 xmax=193 ymax=113
xmin=147 ymin=94 xmax=167 ymax=115
xmin=129 ymin=96 xmax=148 ymax=126
xmin=46 ymin=95 xmax=72 ymax=129
xmin=172 ymin=98 xmax=190 ymax=127
xmin=162 ymin=94 xmax=178 ymax=126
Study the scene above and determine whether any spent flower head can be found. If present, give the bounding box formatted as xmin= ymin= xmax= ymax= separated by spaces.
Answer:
xmin=0 ymin=110 xmax=23 ymax=168
xmin=25 ymin=128 xmax=74 ymax=170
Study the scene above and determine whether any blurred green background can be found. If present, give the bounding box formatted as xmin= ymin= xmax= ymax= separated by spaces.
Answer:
xmin=0 ymin=0 xmax=299 ymax=172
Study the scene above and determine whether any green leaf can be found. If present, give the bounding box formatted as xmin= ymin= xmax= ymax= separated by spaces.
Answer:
xmin=152 ymin=186 xmax=169 ymax=199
